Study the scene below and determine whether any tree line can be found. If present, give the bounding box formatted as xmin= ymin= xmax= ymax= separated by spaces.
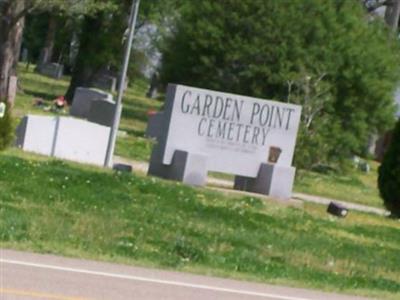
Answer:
xmin=1 ymin=0 xmax=400 ymax=172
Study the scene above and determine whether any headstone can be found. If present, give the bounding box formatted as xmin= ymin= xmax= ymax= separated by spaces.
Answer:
xmin=327 ymin=202 xmax=348 ymax=217
xmin=70 ymin=87 xmax=114 ymax=119
xmin=7 ymin=76 xmax=18 ymax=106
xmin=16 ymin=115 xmax=110 ymax=166
xmin=21 ymin=48 xmax=28 ymax=62
xmin=53 ymin=117 xmax=110 ymax=166
xmin=0 ymin=103 xmax=6 ymax=118
xmin=87 ymin=100 xmax=117 ymax=127
xmin=147 ymin=84 xmax=302 ymax=199
xmin=92 ymin=75 xmax=117 ymax=92
xmin=37 ymin=63 xmax=64 ymax=79
xmin=146 ymin=72 xmax=159 ymax=99
xmin=145 ymin=112 xmax=164 ymax=139
xmin=113 ymin=164 xmax=133 ymax=173
xmin=15 ymin=115 xmax=58 ymax=156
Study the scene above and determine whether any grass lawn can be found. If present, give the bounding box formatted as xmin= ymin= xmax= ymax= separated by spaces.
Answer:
xmin=295 ymin=162 xmax=383 ymax=208
xmin=13 ymin=65 xmax=384 ymax=208
xmin=0 ymin=150 xmax=399 ymax=299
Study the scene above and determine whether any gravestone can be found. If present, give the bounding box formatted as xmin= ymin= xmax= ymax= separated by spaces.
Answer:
xmin=145 ymin=112 xmax=164 ymax=139
xmin=16 ymin=115 xmax=110 ymax=166
xmin=87 ymin=99 xmax=117 ymax=127
xmin=70 ymin=87 xmax=114 ymax=119
xmin=7 ymin=76 xmax=18 ymax=107
xmin=37 ymin=63 xmax=64 ymax=79
xmin=21 ymin=48 xmax=28 ymax=62
xmin=147 ymin=84 xmax=302 ymax=199
xmin=0 ymin=103 xmax=6 ymax=118
xmin=15 ymin=115 xmax=58 ymax=156
xmin=53 ymin=117 xmax=110 ymax=166
xmin=92 ymin=75 xmax=117 ymax=92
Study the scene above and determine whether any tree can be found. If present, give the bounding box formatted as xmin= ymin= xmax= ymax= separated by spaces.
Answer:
xmin=0 ymin=0 xmax=112 ymax=100
xmin=0 ymin=0 xmax=26 ymax=99
xmin=378 ymin=119 xmax=400 ymax=217
xmin=64 ymin=0 xmax=183 ymax=102
xmin=160 ymin=0 xmax=400 ymax=168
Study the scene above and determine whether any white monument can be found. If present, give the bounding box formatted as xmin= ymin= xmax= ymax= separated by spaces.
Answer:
xmin=147 ymin=84 xmax=302 ymax=200
xmin=16 ymin=115 xmax=110 ymax=166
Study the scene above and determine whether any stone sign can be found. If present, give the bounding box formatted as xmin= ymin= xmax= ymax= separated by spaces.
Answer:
xmin=148 ymin=84 xmax=302 ymax=199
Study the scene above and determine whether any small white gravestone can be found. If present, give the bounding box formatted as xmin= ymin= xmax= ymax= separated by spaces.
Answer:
xmin=148 ymin=84 xmax=302 ymax=199
xmin=0 ymin=103 xmax=6 ymax=118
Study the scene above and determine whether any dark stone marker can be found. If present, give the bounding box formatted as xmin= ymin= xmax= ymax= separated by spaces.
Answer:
xmin=113 ymin=163 xmax=133 ymax=173
xmin=327 ymin=202 xmax=348 ymax=217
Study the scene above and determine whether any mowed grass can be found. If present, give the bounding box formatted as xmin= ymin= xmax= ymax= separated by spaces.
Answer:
xmin=295 ymin=162 xmax=383 ymax=208
xmin=13 ymin=65 xmax=384 ymax=207
xmin=1 ymin=150 xmax=399 ymax=299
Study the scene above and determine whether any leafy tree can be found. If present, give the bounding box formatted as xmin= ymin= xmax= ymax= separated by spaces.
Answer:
xmin=160 ymin=0 xmax=400 ymax=168
xmin=0 ymin=0 xmax=112 ymax=99
xmin=65 ymin=0 xmax=183 ymax=102
xmin=378 ymin=119 xmax=400 ymax=217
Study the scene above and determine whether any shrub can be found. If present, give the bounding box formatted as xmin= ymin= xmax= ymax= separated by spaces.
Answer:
xmin=0 ymin=101 xmax=13 ymax=151
xmin=378 ymin=119 xmax=400 ymax=217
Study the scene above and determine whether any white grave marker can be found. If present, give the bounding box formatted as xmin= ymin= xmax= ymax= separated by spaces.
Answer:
xmin=0 ymin=103 xmax=6 ymax=118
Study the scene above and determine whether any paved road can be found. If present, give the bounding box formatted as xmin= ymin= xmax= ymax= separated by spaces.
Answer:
xmin=0 ymin=249 xmax=372 ymax=300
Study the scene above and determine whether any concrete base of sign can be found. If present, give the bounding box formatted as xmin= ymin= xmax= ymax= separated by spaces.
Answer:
xmin=148 ymin=150 xmax=207 ymax=186
xmin=15 ymin=115 xmax=110 ymax=166
xmin=234 ymin=163 xmax=295 ymax=200
xmin=70 ymin=87 xmax=114 ymax=119
xmin=145 ymin=112 xmax=164 ymax=139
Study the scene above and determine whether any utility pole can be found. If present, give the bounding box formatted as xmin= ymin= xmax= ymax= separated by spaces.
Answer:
xmin=104 ymin=0 xmax=140 ymax=167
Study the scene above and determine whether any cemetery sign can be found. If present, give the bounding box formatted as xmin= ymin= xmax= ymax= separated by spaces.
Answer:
xmin=148 ymin=84 xmax=302 ymax=199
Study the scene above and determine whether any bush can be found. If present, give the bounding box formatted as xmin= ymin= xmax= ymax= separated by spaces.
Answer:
xmin=378 ymin=119 xmax=400 ymax=217
xmin=0 ymin=101 xmax=13 ymax=151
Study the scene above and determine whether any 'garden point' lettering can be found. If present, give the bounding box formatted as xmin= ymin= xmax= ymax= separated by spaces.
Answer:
xmin=179 ymin=89 xmax=295 ymax=146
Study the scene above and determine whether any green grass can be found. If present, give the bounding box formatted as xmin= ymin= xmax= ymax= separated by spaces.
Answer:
xmin=13 ymin=65 xmax=384 ymax=208
xmin=0 ymin=150 xmax=399 ymax=299
xmin=295 ymin=162 xmax=383 ymax=208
